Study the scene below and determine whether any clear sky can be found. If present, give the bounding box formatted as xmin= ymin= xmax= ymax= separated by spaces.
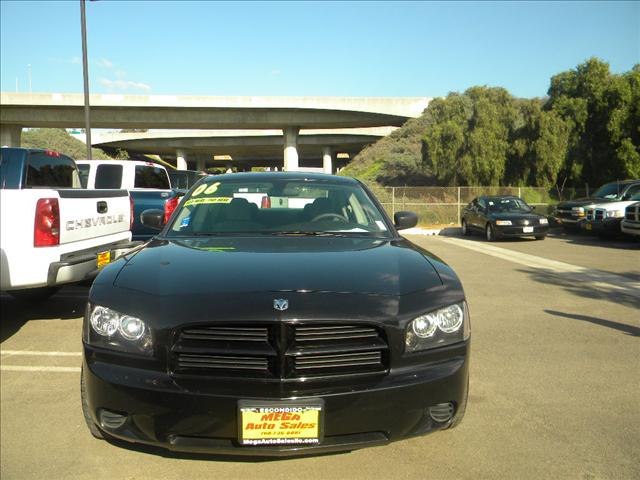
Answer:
xmin=1 ymin=0 xmax=638 ymax=99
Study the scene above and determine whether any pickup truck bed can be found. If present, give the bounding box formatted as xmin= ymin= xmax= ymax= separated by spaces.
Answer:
xmin=1 ymin=148 xmax=135 ymax=296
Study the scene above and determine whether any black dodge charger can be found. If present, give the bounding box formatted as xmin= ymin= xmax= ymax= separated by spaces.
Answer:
xmin=82 ymin=173 xmax=470 ymax=456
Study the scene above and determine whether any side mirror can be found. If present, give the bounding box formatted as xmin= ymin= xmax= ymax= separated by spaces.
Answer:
xmin=141 ymin=209 xmax=165 ymax=230
xmin=530 ymin=205 xmax=536 ymax=210
xmin=394 ymin=211 xmax=418 ymax=230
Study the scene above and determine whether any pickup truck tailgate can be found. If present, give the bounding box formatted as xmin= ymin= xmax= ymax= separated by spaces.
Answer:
xmin=58 ymin=189 xmax=130 ymax=244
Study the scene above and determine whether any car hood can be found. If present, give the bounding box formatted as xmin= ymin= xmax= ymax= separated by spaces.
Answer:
xmin=489 ymin=212 xmax=545 ymax=222
xmin=110 ymin=236 xmax=444 ymax=297
xmin=589 ymin=200 xmax=638 ymax=210
xmin=557 ymin=197 xmax=617 ymax=208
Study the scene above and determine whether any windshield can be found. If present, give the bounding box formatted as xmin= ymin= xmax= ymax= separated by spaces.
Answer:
xmin=167 ymin=177 xmax=392 ymax=237
xmin=487 ymin=197 xmax=531 ymax=213
xmin=592 ymin=183 xmax=625 ymax=199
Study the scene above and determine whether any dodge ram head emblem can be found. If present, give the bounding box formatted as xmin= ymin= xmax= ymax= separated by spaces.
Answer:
xmin=273 ymin=299 xmax=289 ymax=311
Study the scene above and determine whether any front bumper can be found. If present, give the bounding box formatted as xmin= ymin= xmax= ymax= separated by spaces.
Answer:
xmin=495 ymin=225 xmax=549 ymax=237
xmin=581 ymin=218 xmax=622 ymax=234
xmin=47 ymin=241 xmax=142 ymax=287
xmin=83 ymin=342 xmax=469 ymax=456
xmin=621 ymin=221 xmax=640 ymax=237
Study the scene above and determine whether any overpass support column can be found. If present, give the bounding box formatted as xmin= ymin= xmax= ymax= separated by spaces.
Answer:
xmin=176 ymin=149 xmax=188 ymax=170
xmin=322 ymin=147 xmax=333 ymax=174
xmin=283 ymin=127 xmax=299 ymax=172
xmin=196 ymin=155 xmax=206 ymax=172
xmin=0 ymin=125 xmax=22 ymax=147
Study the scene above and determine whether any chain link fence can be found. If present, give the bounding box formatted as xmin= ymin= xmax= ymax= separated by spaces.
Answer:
xmin=367 ymin=186 xmax=589 ymax=226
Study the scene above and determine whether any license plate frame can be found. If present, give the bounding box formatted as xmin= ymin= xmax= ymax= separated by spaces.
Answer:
xmin=96 ymin=251 xmax=111 ymax=269
xmin=522 ymin=226 xmax=534 ymax=233
xmin=238 ymin=399 xmax=324 ymax=447
xmin=585 ymin=223 xmax=592 ymax=231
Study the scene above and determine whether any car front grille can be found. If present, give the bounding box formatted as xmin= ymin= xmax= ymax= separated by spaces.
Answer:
xmin=625 ymin=204 xmax=640 ymax=222
xmin=586 ymin=208 xmax=605 ymax=221
xmin=555 ymin=208 xmax=574 ymax=219
xmin=171 ymin=323 xmax=388 ymax=379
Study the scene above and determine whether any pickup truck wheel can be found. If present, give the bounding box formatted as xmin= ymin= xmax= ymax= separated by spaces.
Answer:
xmin=461 ymin=219 xmax=470 ymax=236
xmin=535 ymin=235 xmax=546 ymax=240
xmin=8 ymin=287 xmax=59 ymax=302
xmin=81 ymin=367 xmax=104 ymax=439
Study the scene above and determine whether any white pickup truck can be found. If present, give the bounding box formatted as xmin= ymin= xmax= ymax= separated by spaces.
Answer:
xmin=76 ymin=160 xmax=184 ymax=241
xmin=0 ymin=148 xmax=136 ymax=299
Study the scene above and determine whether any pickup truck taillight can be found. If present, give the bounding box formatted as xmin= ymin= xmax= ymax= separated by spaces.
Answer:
xmin=261 ymin=196 xmax=271 ymax=209
xmin=164 ymin=197 xmax=180 ymax=224
xmin=129 ymin=195 xmax=134 ymax=230
xmin=34 ymin=198 xmax=60 ymax=247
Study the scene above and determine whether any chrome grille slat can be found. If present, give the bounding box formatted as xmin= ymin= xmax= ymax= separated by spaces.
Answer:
xmin=181 ymin=326 xmax=268 ymax=342
xmin=177 ymin=353 xmax=268 ymax=371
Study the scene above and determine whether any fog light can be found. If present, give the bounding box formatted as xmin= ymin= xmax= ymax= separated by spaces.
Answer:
xmin=99 ymin=409 xmax=127 ymax=429
xmin=429 ymin=402 xmax=455 ymax=423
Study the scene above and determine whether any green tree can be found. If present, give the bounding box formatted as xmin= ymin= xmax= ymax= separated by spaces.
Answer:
xmin=21 ymin=128 xmax=112 ymax=160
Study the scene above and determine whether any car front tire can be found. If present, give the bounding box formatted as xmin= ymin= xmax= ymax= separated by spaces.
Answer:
xmin=485 ymin=223 xmax=497 ymax=242
xmin=461 ymin=219 xmax=470 ymax=236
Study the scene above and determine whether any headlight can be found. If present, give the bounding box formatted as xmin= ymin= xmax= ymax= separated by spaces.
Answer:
xmin=405 ymin=302 xmax=469 ymax=353
xmin=539 ymin=218 xmax=549 ymax=225
xmin=85 ymin=304 xmax=153 ymax=355
xmin=495 ymin=220 xmax=512 ymax=226
xmin=606 ymin=210 xmax=624 ymax=218
xmin=572 ymin=207 xmax=585 ymax=217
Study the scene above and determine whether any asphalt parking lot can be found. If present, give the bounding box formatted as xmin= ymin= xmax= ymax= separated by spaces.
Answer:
xmin=1 ymin=230 xmax=638 ymax=480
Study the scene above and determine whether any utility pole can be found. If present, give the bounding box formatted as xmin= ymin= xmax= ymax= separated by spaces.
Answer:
xmin=80 ymin=0 xmax=92 ymax=159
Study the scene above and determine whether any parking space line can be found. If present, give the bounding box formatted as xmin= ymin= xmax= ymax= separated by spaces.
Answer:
xmin=0 ymin=366 xmax=80 ymax=373
xmin=435 ymin=237 xmax=640 ymax=295
xmin=0 ymin=350 xmax=82 ymax=356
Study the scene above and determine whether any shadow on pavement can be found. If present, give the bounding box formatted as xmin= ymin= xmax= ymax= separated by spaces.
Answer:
xmin=544 ymin=309 xmax=639 ymax=337
xmin=550 ymin=229 xmax=640 ymax=250
xmin=517 ymin=267 xmax=640 ymax=310
xmin=439 ymin=226 xmax=640 ymax=249
xmin=0 ymin=286 xmax=89 ymax=343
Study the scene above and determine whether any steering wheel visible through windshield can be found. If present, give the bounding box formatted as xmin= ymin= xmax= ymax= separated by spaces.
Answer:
xmin=167 ymin=177 xmax=392 ymax=237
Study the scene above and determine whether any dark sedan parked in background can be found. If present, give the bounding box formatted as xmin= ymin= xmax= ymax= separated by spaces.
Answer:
xmin=81 ymin=172 xmax=470 ymax=457
xmin=461 ymin=195 xmax=549 ymax=241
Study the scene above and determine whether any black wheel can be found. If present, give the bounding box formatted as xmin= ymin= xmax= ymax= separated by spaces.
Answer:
xmin=535 ymin=235 xmax=546 ymax=241
xmin=8 ymin=287 xmax=59 ymax=302
xmin=461 ymin=219 xmax=470 ymax=236
xmin=81 ymin=367 xmax=104 ymax=439
xmin=485 ymin=223 xmax=496 ymax=242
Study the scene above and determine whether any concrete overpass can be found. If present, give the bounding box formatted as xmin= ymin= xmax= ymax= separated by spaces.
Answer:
xmin=0 ymin=92 xmax=430 ymax=171
xmin=89 ymin=127 xmax=396 ymax=172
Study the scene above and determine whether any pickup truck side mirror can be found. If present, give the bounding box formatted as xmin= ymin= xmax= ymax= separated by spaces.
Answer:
xmin=141 ymin=209 xmax=165 ymax=230
xmin=394 ymin=211 xmax=418 ymax=230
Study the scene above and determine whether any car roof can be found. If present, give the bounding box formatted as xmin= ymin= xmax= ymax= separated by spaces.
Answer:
xmin=482 ymin=195 xmax=523 ymax=200
xmin=201 ymin=171 xmax=359 ymax=185
xmin=602 ymin=179 xmax=640 ymax=186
